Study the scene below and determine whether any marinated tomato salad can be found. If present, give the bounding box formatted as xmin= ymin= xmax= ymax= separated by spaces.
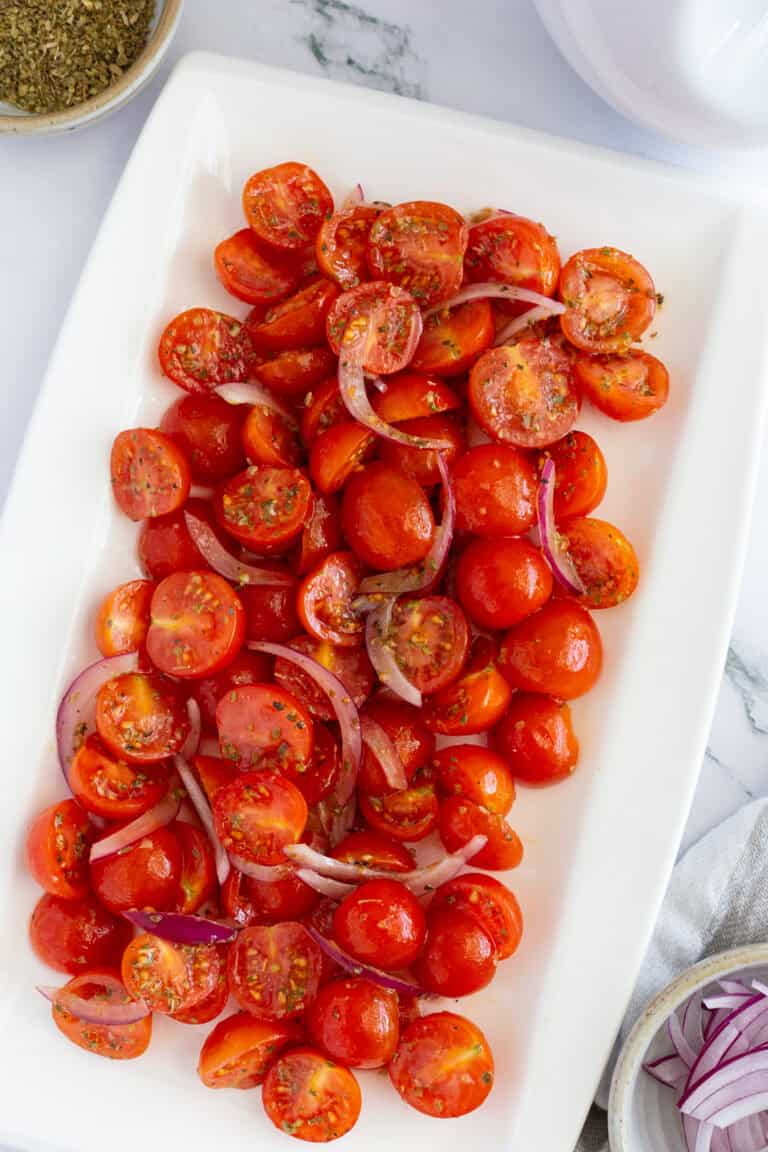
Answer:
xmin=25 ymin=160 xmax=667 ymax=1141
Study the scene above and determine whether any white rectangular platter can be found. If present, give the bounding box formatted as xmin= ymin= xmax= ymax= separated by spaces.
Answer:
xmin=1 ymin=52 xmax=767 ymax=1152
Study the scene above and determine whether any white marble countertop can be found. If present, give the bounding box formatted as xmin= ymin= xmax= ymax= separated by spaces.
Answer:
xmin=2 ymin=0 xmax=767 ymax=858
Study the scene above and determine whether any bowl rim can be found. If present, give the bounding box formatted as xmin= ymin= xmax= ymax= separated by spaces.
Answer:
xmin=0 ymin=0 xmax=184 ymax=136
xmin=608 ymin=942 xmax=768 ymax=1152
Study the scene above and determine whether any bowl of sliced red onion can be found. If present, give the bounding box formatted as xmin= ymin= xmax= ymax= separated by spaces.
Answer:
xmin=609 ymin=944 xmax=768 ymax=1152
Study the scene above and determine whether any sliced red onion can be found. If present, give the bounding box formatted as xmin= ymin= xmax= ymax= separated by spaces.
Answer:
xmin=705 ymin=996 xmax=757 ymax=1012
xmin=174 ymin=754 xmax=230 ymax=886
xmin=189 ymin=484 xmax=216 ymax=501
xmin=89 ymin=790 xmax=180 ymax=863
xmin=229 ymin=855 xmax=292 ymax=883
xmin=681 ymin=1048 xmax=768 ymax=1125
xmin=685 ymin=996 xmax=768 ymax=1095
xmin=285 ymin=835 xmax=487 ymax=894
xmin=361 ymin=715 xmax=407 ymax=791
xmin=494 ymin=304 xmax=561 ymax=346
xmin=404 ymin=835 xmax=488 ymax=894
xmin=537 ymin=458 xmax=585 ymax=596
xmin=365 ymin=599 xmax=421 ymax=708
xmin=123 ymin=909 xmax=236 ymax=945
xmin=56 ymin=652 xmax=138 ymax=784
xmin=728 ymin=1115 xmax=766 ymax=1150
xmin=670 ymin=1009 xmax=698 ymax=1068
xmin=248 ymin=641 xmax=362 ymax=805
xmin=180 ymin=698 xmax=201 ymax=761
xmin=423 ymin=282 xmax=566 ymax=320
xmin=644 ymin=1052 xmax=689 ymax=1089
xmin=318 ymin=793 xmax=357 ymax=848
xmin=297 ymin=869 xmax=355 ymax=900
xmin=304 ymin=926 xmax=432 ymax=998
xmin=341 ymin=183 xmax=365 ymax=209
xmin=753 ymin=982 xmax=768 ymax=998
xmin=215 ymin=381 xmax=291 ymax=417
xmin=184 ymin=510 xmax=292 ymax=588
xmin=38 ymin=976 xmax=149 ymax=1026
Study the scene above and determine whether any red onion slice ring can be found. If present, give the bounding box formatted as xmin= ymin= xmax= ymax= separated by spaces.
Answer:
xmin=537 ymin=458 xmax=585 ymax=596
xmin=341 ymin=183 xmax=365 ymax=209
xmin=184 ymin=510 xmax=293 ymax=588
xmin=37 ymin=976 xmax=149 ymax=1026
xmin=285 ymin=835 xmax=487 ymax=894
xmin=174 ymin=754 xmax=230 ymax=886
xmin=365 ymin=598 xmax=421 ymax=708
xmin=643 ymin=1053 xmax=688 ymax=1089
xmin=494 ymin=304 xmax=558 ymax=346
xmin=297 ymin=869 xmax=355 ymax=900
xmin=361 ymin=715 xmax=407 ymax=791
xmin=304 ymin=927 xmax=432 ymax=999
xmin=318 ymin=793 xmax=357 ymax=848
xmin=180 ymin=698 xmax=202 ymax=761
xmin=123 ymin=909 xmax=236 ymax=945
xmin=423 ymin=281 xmax=566 ymax=320
xmin=215 ymin=381 xmax=291 ymax=417
xmin=89 ymin=790 xmax=180 ymax=863
xmin=229 ymin=855 xmax=292 ymax=883
xmin=56 ymin=652 xmax=138 ymax=785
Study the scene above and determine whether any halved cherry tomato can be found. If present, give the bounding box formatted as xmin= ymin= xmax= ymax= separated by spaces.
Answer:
xmin=342 ymin=463 xmax=435 ymax=572
xmin=158 ymin=308 xmax=258 ymax=394
xmin=468 ymin=337 xmax=579 ymax=448
xmin=298 ymin=551 xmax=363 ymax=646
xmin=438 ymin=797 xmax=524 ymax=870
xmin=300 ymin=376 xmax=346 ymax=447
xmin=360 ymin=782 xmax=439 ymax=843
xmin=243 ymin=162 xmax=333 ymax=251
xmin=326 ymin=281 xmax=423 ymax=374
xmin=199 ymin=1011 xmax=302 ymax=1088
xmin=95 ymin=672 xmax=189 ymax=763
xmin=540 ymin=430 xmax=607 ymax=519
xmin=173 ymin=821 xmax=217 ymax=913
xmin=573 ymin=349 xmax=669 ymax=421
xmin=559 ymin=247 xmax=656 ymax=353
xmin=274 ymin=637 xmax=374 ymax=722
xmin=498 ymin=599 xmax=603 ymax=699
xmin=216 ymin=684 xmax=314 ymax=773
xmin=452 ymin=443 xmax=538 ymax=537
xmin=334 ymin=878 xmax=426 ymax=969
xmin=316 ymin=201 xmax=380 ymax=289
xmin=229 ymin=922 xmax=323 ymax=1019
xmin=50 ymin=969 xmax=152 ymax=1060
xmin=308 ymin=977 xmax=399 ymax=1069
xmin=465 ymin=211 xmax=560 ymax=308
xmin=422 ymin=636 xmax=513 ymax=736
xmin=242 ymin=402 xmax=302 ymax=468
xmin=279 ymin=721 xmax=341 ymax=806
xmin=247 ymin=279 xmax=339 ymax=352
xmin=372 ymin=372 xmax=462 ymax=422
xmin=137 ymin=499 xmax=208 ymax=580
xmin=332 ymin=830 xmax=415 ymax=872
xmin=146 ymin=570 xmax=245 ymax=679
xmin=110 ymin=429 xmax=190 ymax=522
xmin=171 ymin=950 xmax=229 ymax=1024
xmin=387 ymin=595 xmax=469 ymax=695
xmin=214 ymin=465 xmax=312 ymax=553
xmin=389 ymin=1011 xmax=494 ymax=1118
xmin=69 ymin=734 xmax=170 ymax=820
xmin=214 ymin=229 xmax=300 ymax=305
xmin=456 ymin=537 xmax=553 ymax=630
xmin=159 ymin=394 xmax=247 ymax=484
xmin=493 ymin=693 xmax=579 ymax=785
xmin=191 ymin=648 xmax=274 ymax=731
xmin=561 ymin=517 xmax=639 ymax=609
xmin=222 ymin=865 xmax=319 ymax=927
xmin=309 ymin=421 xmax=376 ymax=495
xmin=90 ymin=825 xmax=183 ymax=913
xmin=379 ymin=414 xmax=466 ymax=487
xmin=122 ymin=931 xmax=220 ymax=1014
xmin=25 ymin=799 xmax=92 ymax=899
xmin=95 ymin=579 xmax=155 ymax=658
xmin=29 ymin=892 xmax=132 ymax=974
xmin=294 ymin=491 xmax=343 ymax=574
xmin=367 ymin=201 xmax=468 ymax=306
xmin=240 ymin=565 xmax=301 ymax=643
xmin=414 ymin=907 xmax=497 ymax=997
xmin=212 ymin=770 xmax=308 ymax=865
xmin=433 ymin=745 xmax=516 ymax=815
xmin=255 ymin=345 xmax=338 ymax=400
xmin=430 ymin=872 xmax=523 ymax=960
xmin=262 ymin=1047 xmax=362 ymax=1141
xmin=358 ymin=695 xmax=435 ymax=796
xmin=411 ymin=298 xmax=495 ymax=375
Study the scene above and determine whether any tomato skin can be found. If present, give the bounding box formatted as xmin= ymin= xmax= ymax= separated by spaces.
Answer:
xmin=452 ymin=443 xmax=538 ymax=538
xmin=215 ymin=228 xmax=300 ymax=305
xmin=414 ymin=908 xmax=497 ymax=997
xmin=373 ymin=373 xmax=462 ymax=423
xmin=332 ymin=830 xmax=415 ymax=873
xmin=240 ymin=567 xmax=301 ymax=643
xmin=147 ymin=570 xmax=245 ymax=679
xmin=378 ymin=414 xmax=466 ymax=487
xmin=456 ymin=537 xmax=553 ymax=630
xmin=360 ymin=783 xmax=439 ymax=843
xmin=173 ymin=821 xmax=217 ymax=913
xmin=214 ymin=465 xmax=312 ymax=553
xmin=137 ymin=501 xmax=208 ymax=580
xmin=540 ymin=430 xmax=607 ymax=519
xmin=95 ymin=579 xmax=155 ymax=658
xmin=275 ymin=637 xmax=374 ymax=723
xmin=25 ymin=800 xmax=92 ymax=899
xmin=433 ymin=744 xmax=516 ymax=815
xmin=565 ymin=516 xmax=640 ymax=609
xmin=334 ymin=879 xmax=427 ymax=970
xmin=243 ymin=162 xmax=334 ymax=251
xmin=465 ymin=211 xmax=560 ymax=306
xmin=69 ymin=734 xmax=170 ymax=821
xmin=388 ymin=595 xmax=470 ymax=696
xmin=295 ymin=492 xmax=343 ymax=574
xmin=190 ymin=648 xmax=274 ymax=731
xmin=367 ymin=201 xmax=468 ymax=307
xmin=412 ymin=298 xmax=495 ymax=376
xmin=326 ymin=281 xmax=423 ymax=375
xmin=229 ymin=923 xmax=323 ymax=1020
xmin=309 ymin=421 xmax=376 ymax=495
xmin=358 ymin=695 xmax=435 ymax=796
xmin=242 ymin=402 xmax=302 ymax=468
xmin=222 ymin=865 xmax=319 ymax=927
xmin=90 ymin=825 xmax=183 ymax=914
xmin=95 ymin=672 xmax=190 ymax=764
xmin=389 ymin=1011 xmax=494 ymax=1118
xmin=498 ymin=599 xmax=603 ymax=699
xmin=438 ymin=797 xmax=524 ymax=870
xmin=255 ymin=346 xmax=337 ymax=400
xmin=430 ymin=872 xmax=523 ymax=960
xmin=307 ymin=977 xmax=399 ymax=1069
xmin=216 ymin=684 xmax=314 ymax=773
xmin=559 ymin=247 xmax=656 ymax=353
xmin=122 ymin=932 xmax=221 ymax=1014
xmin=300 ymin=377 xmax=346 ymax=448
xmin=198 ymin=1011 xmax=302 ymax=1089
xmin=342 ymin=462 xmax=435 ymax=572
xmin=262 ymin=1047 xmax=362 ymax=1142
xmin=50 ymin=969 xmax=152 ymax=1060
xmin=212 ymin=770 xmax=308 ymax=865
xmin=574 ymin=349 xmax=669 ymax=421
xmin=493 ymin=693 xmax=579 ymax=785
xmin=158 ymin=308 xmax=258 ymax=394
xmin=29 ymin=892 xmax=132 ymax=974
xmin=316 ymin=202 xmax=380 ymax=289
xmin=111 ymin=429 xmax=191 ymax=522
xmin=422 ymin=636 xmax=513 ymax=736
xmin=159 ymin=394 xmax=247 ymax=484
xmin=246 ymin=279 xmax=339 ymax=353
xmin=171 ymin=952 xmax=230 ymax=1024
xmin=298 ymin=552 xmax=363 ymax=647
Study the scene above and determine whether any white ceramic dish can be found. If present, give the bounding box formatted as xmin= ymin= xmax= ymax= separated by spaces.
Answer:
xmin=1 ymin=51 xmax=767 ymax=1152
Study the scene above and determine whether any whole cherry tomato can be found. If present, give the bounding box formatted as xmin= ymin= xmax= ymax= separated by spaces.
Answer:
xmin=159 ymin=394 xmax=246 ymax=483
xmin=334 ymin=878 xmax=426 ymax=969
xmin=456 ymin=537 xmax=553 ymax=630
xmin=342 ymin=463 xmax=435 ymax=572
xmin=29 ymin=893 xmax=132 ymax=974
xmin=438 ymin=797 xmax=524 ymax=870
xmin=430 ymin=872 xmax=523 ymax=960
xmin=433 ymin=744 xmax=516 ymax=815
xmin=493 ymin=693 xmax=579 ymax=784
xmin=540 ymin=430 xmax=607 ymax=519
xmin=389 ymin=1011 xmax=494 ymax=1118
xmin=414 ymin=907 xmax=497 ymax=997
xmin=498 ymin=599 xmax=603 ymax=699
xmin=90 ymin=826 xmax=183 ymax=913
xmin=452 ymin=443 xmax=538 ymax=537
xmin=308 ymin=977 xmax=399 ymax=1069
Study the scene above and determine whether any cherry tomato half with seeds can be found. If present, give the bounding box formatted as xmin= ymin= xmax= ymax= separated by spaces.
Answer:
xmin=212 ymin=770 xmax=308 ymax=865
xmin=171 ymin=951 xmax=230 ymax=1024
xmin=456 ymin=536 xmax=553 ymax=631
xmin=95 ymin=579 xmax=155 ymax=658
xmin=452 ymin=443 xmax=538 ymax=538
xmin=387 ymin=595 xmax=470 ymax=696
xmin=308 ymin=977 xmax=399 ymax=1069
xmin=331 ymin=830 xmax=415 ymax=873
xmin=326 ymin=281 xmax=423 ymax=375
xmin=29 ymin=892 xmax=132 ymax=974
xmin=372 ymin=372 xmax=462 ymax=423
xmin=414 ymin=907 xmax=497 ymax=997
xmin=411 ymin=298 xmax=495 ymax=376
xmin=198 ymin=1011 xmax=302 ymax=1089
xmin=262 ymin=1046 xmax=362 ymax=1142
xmin=334 ymin=878 xmax=426 ymax=970
xmin=90 ymin=825 xmax=183 ymax=913
xmin=214 ymin=229 xmax=301 ymax=305
xmin=274 ymin=636 xmax=374 ymax=723
xmin=573 ymin=349 xmax=669 ymax=421
xmin=493 ymin=692 xmax=579 ymax=785
xmin=498 ymin=599 xmax=603 ymax=699
xmin=389 ymin=1011 xmax=494 ymax=1118
xmin=50 ymin=969 xmax=152 ymax=1060
xmin=294 ymin=491 xmax=343 ymax=574
xmin=438 ymin=797 xmax=524 ymax=870
xmin=25 ymin=799 xmax=92 ymax=899
xmin=465 ymin=211 xmax=560 ymax=308
xmin=279 ymin=721 xmax=342 ymax=807
xmin=216 ymin=683 xmax=314 ymax=773
xmin=540 ymin=430 xmax=607 ymax=519
xmin=422 ymin=636 xmax=513 ymax=736
xmin=246 ymin=279 xmax=339 ymax=353
xmin=433 ymin=744 xmax=516 ymax=815
xmin=316 ymin=201 xmax=381 ymax=289
xmin=158 ymin=308 xmax=258 ymax=394
xmin=242 ymin=402 xmax=302 ymax=468
xmin=160 ymin=393 xmax=247 ymax=484
xmin=367 ymin=200 xmax=468 ymax=307
xmin=358 ymin=695 xmax=435 ymax=796
xmin=559 ymin=247 xmax=656 ymax=353
xmin=110 ymin=429 xmax=190 ymax=522
xmin=561 ymin=517 xmax=640 ymax=609
xmin=95 ymin=672 xmax=189 ymax=764
xmin=229 ymin=922 xmax=323 ymax=1019
xmin=146 ymin=569 xmax=246 ymax=680
xmin=190 ymin=648 xmax=274 ymax=731
xmin=122 ymin=932 xmax=221 ymax=1015
xmin=359 ymin=782 xmax=439 ymax=843
xmin=173 ymin=820 xmax=217 ymax=914
xmin=215 ymin=465 xmax=312 ymax=553
xmin=242 ymin=162 xmax=334 ymax=251
xmin=309 ymin=421 xmax=376 ymax=495
xmin=379 ymin=414 xmax=466 ymax=487
xmin=430 ymin=872 xmax=523 ymax=960
xmin=298 ymin=551 xmax=363 ymax=647
xmin=69 ymin=734 xmax=170 ymax=820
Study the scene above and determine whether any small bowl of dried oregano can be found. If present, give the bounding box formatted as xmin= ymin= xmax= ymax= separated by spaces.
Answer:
xmin=0 ymin=0 xmax=183 ymax=135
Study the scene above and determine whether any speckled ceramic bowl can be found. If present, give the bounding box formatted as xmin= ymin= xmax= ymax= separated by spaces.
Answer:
xmin=0 ymin=0 xmax=183 ymax=135
xmin=609 ymin=944 xmax=768 ymax=1151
